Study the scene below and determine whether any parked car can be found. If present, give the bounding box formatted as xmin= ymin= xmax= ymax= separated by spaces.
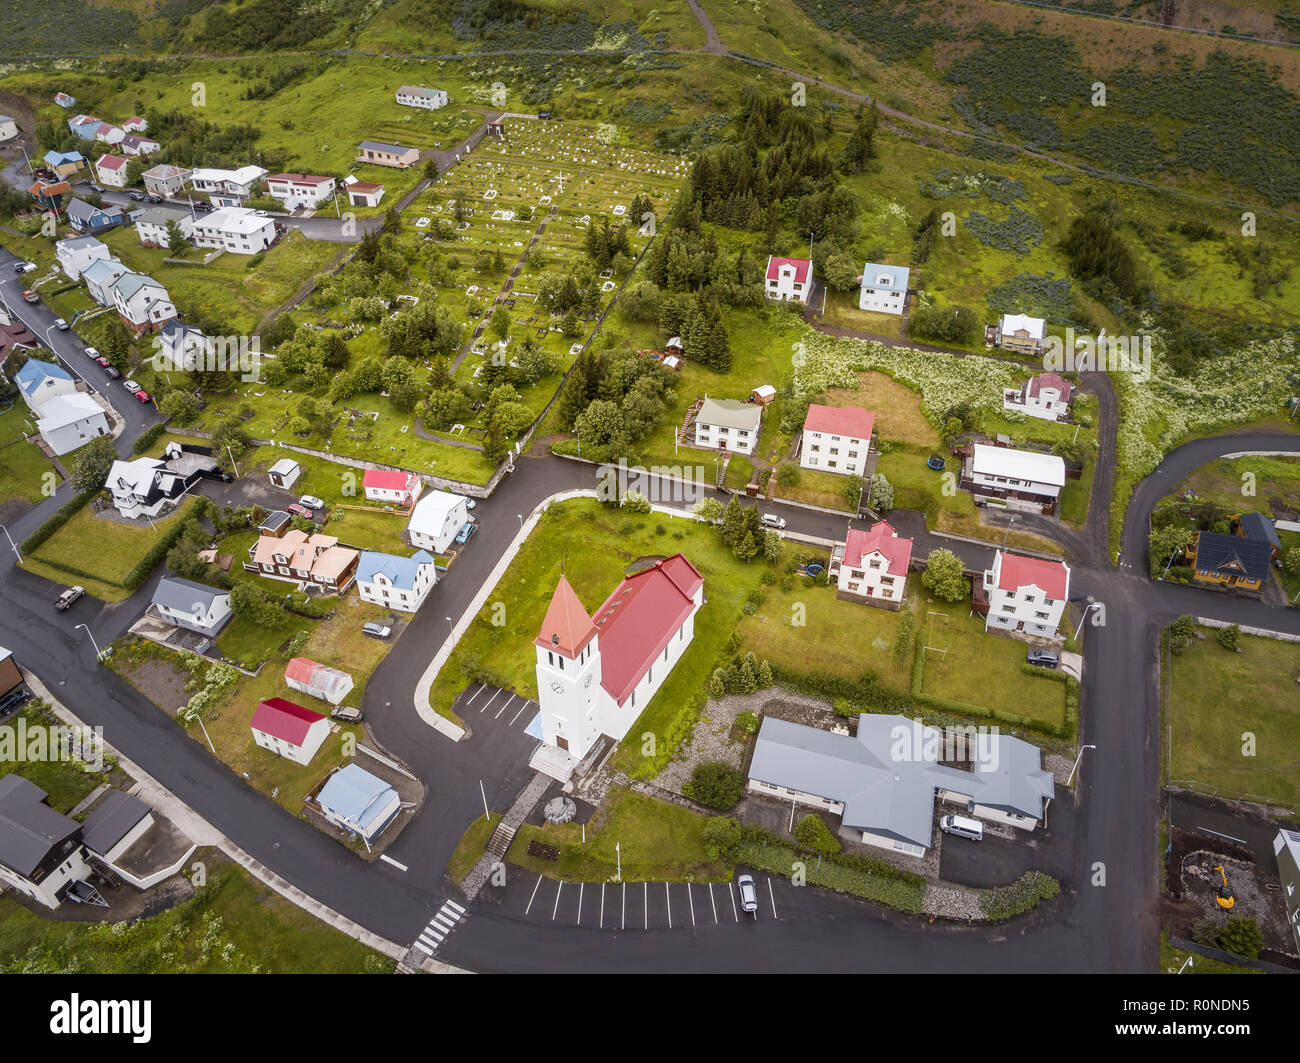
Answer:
xmin=123 ymin=380 xmax=141 ymax=393
xmin=286 ymin=502 xmax=312 ymax=518
xmin=1026 ymin=648 xmax=1060 ymax=668
xmin=939 ymin=814 xmax=984 ymax=842
xmin=362 ymin=622 xmax=391 ymax=639
xmin=330 ymin=706 xmax=364 ymax=724
xmin=298 ymin=495 xmax=324 ymax=510
xmin=252 ymin=209 xmax=270 ymax=217
xmin=455 ymin=521 xmax=476 ymax=545
xmin=760 ymin=513 xmax=786 ymax=529
xmin=126 ymin=190 xmax=145 ymax=201
xmin=146 ymin=194 xmax=164 ymax=204
xmin=103 ymin=366 xmax=121 ymax=380
xmin=192 ymin=200 xmax=214 ymax=212
xmin=53 ymin=318 xmax=69 ymax=331
xmin=737 ymin=874 xmax=758 ymax=913
xmin=13 ymin=261 xmax=35 ymax=274
xmin=133 ymin=390 xmax=151 ymax=404
xmin=83 ymin=346 xmax=99 ymax=360
xmin=94 ymin=356 xmax=109 ymax=368
xmin=465 ymin=499 xmax=477 ymax=510
xmin=22 ymin=289 xmax=38 ymax=303
xmin=88 ymin=183 xmax=106 ymax=194
xmin=54 ymin=586 xmax=85 ymax=611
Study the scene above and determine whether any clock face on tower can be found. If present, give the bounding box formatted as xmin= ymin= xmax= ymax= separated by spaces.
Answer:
xmin=550 ymin=681 xmax=565 ymax=694
xmin=583 ymin=673 xmax=593 ymax=688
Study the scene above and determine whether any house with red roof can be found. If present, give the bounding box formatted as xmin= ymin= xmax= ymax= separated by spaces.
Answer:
xmin=362 ymin=467 xmax=422 ymax=507
xmin=800 ymin=404 xmax=875 ymax=478
xmin=265 ymin=173 xmax=336 ymax=211
xmin=532 ymin=555 xmax=705 ymax=778
xmin=249 ymin=697 xmax=331 ymax=765
xmin=978 ymin=550 xmax=1070 ymax=639
xmin=764 ymin=256 xmax=812 ymax=305
xmin=829 ymin=521 xmax=913 ymax=608
xmin=93 ymin=153 xmax=129 ymax=189
xmin=1003 ymin=372 xmax=1074 ymax=422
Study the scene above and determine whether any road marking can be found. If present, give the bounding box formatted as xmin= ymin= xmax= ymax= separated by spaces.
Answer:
xmin=379 ymin=854 xmax=408 ymax=871
xmin=687 ymin=882 xmax=695 ymax=927
xmin=524 ymin=874 xmax=543 ymax=916
xmin=708 ymin=883 xmax=718 ymax=924
xmin=433 ymin=914 xmax=456 ymax=932
xmin=621 ymin=881 xmax=626 ymax=931
xmin=600 ymin=882 xmax=605 ymax=929
xmin=509 ymin=700 xmax=533 ymax=726
xmin=444 ymin=900 xmax=465 ymax=915
xmin=576 ymin=882 xmax=584 ymax=925
xmin=464 ymin=683 xmax=486 ymax=707
xmin=480 ymin=687 xmax=504 ymax=713
xmin=495 ymin=693 xmax=517 ymax=719
xmin=643 ymin=882 xmax=648 ymax=930
xmin=767 ymin=877 xmax=778 ymax=920
xmin=728 ymin=883 xmax=738 ymax=922
xmin=419 ymin=929 xmax=443 ymax=946
xmin=665 ymin=881 xmax=672 ymax=929
xmin=552 ymin=880 xmax=563 ymax=920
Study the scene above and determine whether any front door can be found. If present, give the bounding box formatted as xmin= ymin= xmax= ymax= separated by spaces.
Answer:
xmin=1016 ymin=621 xmax=1024 ymax=631
xmin=556 ymin=736 xmax=569 ymax=752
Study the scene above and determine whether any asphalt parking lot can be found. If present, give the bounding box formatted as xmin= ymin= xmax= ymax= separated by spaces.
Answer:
xmin=452 ymin=681 xmax=541 ymax=735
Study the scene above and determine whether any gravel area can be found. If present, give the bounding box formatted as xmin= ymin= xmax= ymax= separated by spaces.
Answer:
xmin=922 ymin=883 xmax=984 ymax=921
xmin=1043 ymin=752 xmax=1074 ymax=785
xmin=1181 ymin=850 xmax=1294 ymax=952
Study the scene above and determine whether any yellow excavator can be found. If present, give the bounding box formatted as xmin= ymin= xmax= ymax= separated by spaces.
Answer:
xmin=1213 ymin=866 xmax=1235 ymax=910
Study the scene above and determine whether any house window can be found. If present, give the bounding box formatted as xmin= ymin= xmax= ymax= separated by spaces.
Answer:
xmin=1001 ymin=605 xmax=1016 ymax=614
xmin=1024 ymin=595 xmax=1035 ymax=603
xmin=868 ymin=560 xmax=881 ymax=569
xmin=847 ymin=582 xmax=859 ymax=592
xmin=1035 ymin=611 xmax=1049 ymax=620
xmin=810 ymin=445 xmax=820 ymax=453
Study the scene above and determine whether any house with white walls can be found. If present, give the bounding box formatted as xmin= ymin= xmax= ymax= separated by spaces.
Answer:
xmin=1003 ymin=372 xmax=1073 ymax=422
xmin=250 ymin=698 xmax=331 ymax=766
xmin=93 ymin=153 xmax=129 ymax=188
xmin=135 ymin=204 xmax=197 ymax=249
xmin=111 ymin=271 xmax=176 ymax=334
xmin=150 ymin=577 xmax=233 ymax=637
xmin=531 ymin=556 xmax=704 ymax=780
xmin=978 ymin=550 xmax=1070 ymax=640
xmin=764 ymin=256 xmax=812 ymax=304
xmin=188 ymin=165 xmax=268 ymax=206
xmin=81 ymin=257 xmax=130 ymax=305
xmin=313 ymin=764 xmax=402 ymax=846
xmin=960 ymin=444 xmax=1066 ymax=515
xmin=284 ymin=658 xmax=354 ymax=705
xmin=191 ymin=206 xmax=276 ymax=255
xmin=858 ymin=262 xmax=910 ymax=315
xmin=800 ymin=404 xmax=874 ymax=477
xmin=356 ymin=550 xmax=438 ymax=613
xmin=355 ymin=140 xmax=420 ymax=169
xmin=693 ymin=396 xmax=761 ymax=456
xmin=406 ymin=489 xmax=469 ymax=554
xmin=119 ymin=133 xmax=160 ymax=157
xmin=990 ymin=314 xmax=1046 ymax=356
xmin=14 ymin=359 xmax=76 ymax=412
xmin=828 ymin=521 xmax=913 ymax=609
xmin=265 ymin=173 xmax=336 ymax=210
xmin=35 ymin=394 xmax=111 ymax=456
xmin=362 ymin=468 xmax=422 ymax=506
xmin=395 ymin=86 xmax=448 ymax=110
xmin=142 ymin=164 xmax=192 ymax=199
xmin=343 ymin=178 xmax=385 ymax=207
xmin=55 ymin=234 xmax=110 ymax=280
xmin=106 ymin=456 xmax=191 ymax=519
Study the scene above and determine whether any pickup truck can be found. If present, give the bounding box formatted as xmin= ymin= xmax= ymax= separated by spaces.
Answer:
xmin=55 ymin=586 xmax=85 ymax=611
xmin=22 ymin=289 xmax=38 ymax=303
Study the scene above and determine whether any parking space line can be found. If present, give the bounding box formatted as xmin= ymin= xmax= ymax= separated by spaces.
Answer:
xmin=665 ymin=882 xmax=671 ymax=929
xmin=643 ymin=882 xmax=648 ymax=931
xmin=509 ymin=700 xmax=533 ymax=726
xmin=621 ymin=882 xmax=626 ymax=931
xmin=709 ymin=883 xmax=718 ymax=924
xmin=600 ymin=883 xmax=605 ymax=929
xmin=767 ymin=877 xmax=778 ymax=920
xmin=524 ymin=874 xmax=543 ymax=916
xmin=687 ymin=883 xmax=695 ymax=927
xmin=463 ymin=683 xmax=486 ymax=707
xmin=552 ymin=880 xmax=563 ymax=921
xmin=728 ymin=883 xmax=738 ymax=922
xmin=495 ymin=694 xmax=516 ymax=719
xmin=480 ymin=687 xmax=503 ymax=713
xmin=576 ymin=882 xmax=584 ymax=925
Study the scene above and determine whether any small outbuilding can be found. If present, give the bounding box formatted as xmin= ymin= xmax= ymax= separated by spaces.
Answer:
xmin=268 ymin=458 xmax=302 ymax=490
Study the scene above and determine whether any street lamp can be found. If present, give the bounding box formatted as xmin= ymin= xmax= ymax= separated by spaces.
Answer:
xmin=1001 ymin=516 xmax=1016 ymax=549
xmin=0 ymin=523 xmax=21 ymax=563
xmin=74 ymin=623 xmax=105 ymax=662
xmin=517 ymin=513 xmax=524 ymax=530
xmin=445 ymin=616 xmax=454 ymax=640
xmin=1067 ymin=744 xmax=1097 ymax=787
xmin=1076 ymin=600 xmax=1102 ymax=648
xmin=1176 ymin=955 xmax=1194 ymax=974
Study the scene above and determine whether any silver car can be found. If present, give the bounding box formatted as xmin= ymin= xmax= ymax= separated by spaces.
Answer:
xmin=737 ymin=874 xmax=758 ymax=913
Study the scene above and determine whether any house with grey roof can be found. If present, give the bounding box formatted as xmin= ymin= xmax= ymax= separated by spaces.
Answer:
xmin=0 ymin=775 xmax=87 ymax=908
xmin=748 ymin=714 xmax=1055 ymax=858
xmin=1273 ymin=829 xmax=1300 ymax=954
xmin=693 ymin=396 xmax=762 ymax=456
xmin=65 ymin=196 xmax=127 ymax=235
xmin=55 ymin=233 xmax=111 ymax=280
xmin=395 ymin=85 xmax=448 ymax=110
xmin=150 ymin=576 xmax=232 ymax=637
xmin=858 ymin=262 xmax=910 ymax=315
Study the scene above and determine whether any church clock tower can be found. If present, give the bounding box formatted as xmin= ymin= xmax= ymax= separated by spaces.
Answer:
xmin=534 ymin=575 xmax=603 ymax=761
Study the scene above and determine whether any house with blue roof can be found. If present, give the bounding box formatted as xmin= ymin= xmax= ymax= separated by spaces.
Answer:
xmin=858 ymin=262 xmax=911 ymax=316
xmin=42 ymin=150 xmax=85 ymax=178
xmin=14 ymin=359 xmax=76 ymax=413
xmin=314 ymin=764 xmax=402 ymax=848
xmin=81 ymin=256 xmax=129 ymax=305
xmin=356 ymin=549 xmax=437 ymax=612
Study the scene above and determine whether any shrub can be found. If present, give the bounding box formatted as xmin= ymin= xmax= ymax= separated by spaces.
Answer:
xmin=1168 ymin=615 xmax=1197 ymax=655
xmin=1190 ymin=917 xmax=1222 ymax=948
xmin=734 ymin=710 xmax=760 ymax=735
xmin=793 ymin=813 xmax=842 ymax=855
xmin=978 ymin=871 xmax=1060 ymax=921
xmin=1217 ymin=915 xmax=1263 ymax=959
xmin=684 ymin=761 xmax=744 ymax=810
xmin=702 ymin=816 xmax=741 ymax=860
xmin=131 ymin=424 xmax=167 ymax=454
xmin=1216 ymin=624 xmax=1240 ymax=651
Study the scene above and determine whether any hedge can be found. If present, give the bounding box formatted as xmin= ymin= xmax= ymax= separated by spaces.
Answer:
xmin=121 ymin=497 xmax=212 ymax=591
xmin=21 ymin=487 xmax=99 ymax=554
xmin=978 ymin=870 xmax=1060 ymax=921
xmin=131 ymin=424 xmax=168 ymax=455
xmin=770 ymin=663 xmax=912 ymax=714
xmin=734 ymin=839 xmax=926 ymax=915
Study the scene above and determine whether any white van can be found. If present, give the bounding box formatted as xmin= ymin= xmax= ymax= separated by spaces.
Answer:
xmin=940 ymin=814 xmax=983 ymax=841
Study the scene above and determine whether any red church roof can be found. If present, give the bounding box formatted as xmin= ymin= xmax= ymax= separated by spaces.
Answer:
xmin=363 ymin=468 xmax=416 ymax=493
xmin=534 ymin=575 xmax=598 ymax=658
xmin=804 ymin=403 xmax=875 ymax=440
xmin=766 ymin=256 xmax=811 ymax=284
xmin=250 ymin=697 xmax=326 ymax=746
xmin=843 ymin=521 xmax=912 ymax=573
xmin=590 ymin=555 xmax=703 ymax=706
xmin=995 ymin=552 xmax=1069 ymax=598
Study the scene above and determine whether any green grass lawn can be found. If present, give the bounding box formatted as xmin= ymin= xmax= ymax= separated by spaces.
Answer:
xmin=0 ymin=703 xmax=110 ymax=813
xmin=1161 ymin=454 xmax=1300 ymax=515
xmin=737 ymin=576 xmax=915 ymax=689
xmin=0 ymin=400 xmax=56 ymax=506
xmin=506 ymin=786 xmax=732 ymax=883
xmin=21 ymin=497 xmax=198 ymax=603
xmin=1166 ymin=628 xmax=1300 ymax=808
xmin=773 ymin=465 xmax=856 ymax=511
xmin=915 ymin=591 xmax=1069 ymax=731
xmin=1158 ymin=933 xmax=1259 ymax=975
xmin=0 ymin=852 xmax=387 ymax=974
xmin=448 ymin=812 xmax=499 ymax=886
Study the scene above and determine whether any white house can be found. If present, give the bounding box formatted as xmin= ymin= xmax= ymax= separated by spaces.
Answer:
xmin=119 ymin=134 xmax=160 ymax=157
xmin=858 ymin=262 xmax=910 ymax=315
xmin=35 ymin=393 xmax=110 ymax=456
xmin=250 ymin=697 xmax=331 ymax=766
xmin=693 ymin=396 xmax=761 ymax=456
xmin=93 ymin=122 xmax=125 ymax=146
xmin=111 ymin=271 xmax=176 ymax=334
xmin=135 ymin=204 xmax=197 ymax=249
xmin=748 ymin=715 xmax=1054 ymax=859
xmin=356 ymin=550 xmax=437 ymax=613
xmin=992 ymin=313 xmax=1046 ymax=356
xmin=188 ymin=165 xmax=268 ymax=206
xmin=981 ymin=550 xmax=1070 ymax=639
xmin=532 ymin=556 xmax=704 ymax=779
xmin=395 ymin=85 xmax=448 ymax=110
xmin=80 ymin=257 xmax=129 ymax=305
xmin=106 ymin=456 xmax=189 ymax=519
xmin=264 ymin=173 xmax=335 ymax=210
xmin=362 ymin=468 xmax=421 ymax=506
xmin=151 ymin=576 xmax=232 ymax=637
xmin=0 ymin=116 xmax=17 ymax=143
xmin=156 ymin=321 xmax=208 ymax=371
xmin=828 ymin=520 xmax=913 ymax=608
xmin=800 ymin=403 xmax=874 ymax=477
xmin=93 ymin=153 xmax=128 ymax=188
xmin=406 ymin=489 xmax=469 ymax=554
xmin=1004 ymin=372 xmax=1073 ymax=422
xmin=355 ymin=141 xmax=420 ymax=169
xmin=55 ymin=234 xmax=111 ymax=281
xmin=142 ymin=164 xmax=192 ymax=199
xmin=191 ymin=206 xmax=275 ymax=255
xmin=961 ymin=444 xmax=1066 ymax=514
xmin=13 ymin=359 xmax=76 ymax=412
xmin=764 ymin=256 xmax=812 ymax=304
xmin=344 ymin=179 xmax=385 ymax=207
xmin=123 ymin=116 xmax=148 ymax=133
xmin=284 ymin=657 xmax=354 ymax=705
xmin=1273 ymin=829 xmax=1300 ymax=955
xmin=314 ymin=764 xmax=402 ymax=846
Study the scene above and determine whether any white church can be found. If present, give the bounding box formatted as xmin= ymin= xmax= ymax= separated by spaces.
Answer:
xmin=532 ymin=555 xmax=704 ymax=780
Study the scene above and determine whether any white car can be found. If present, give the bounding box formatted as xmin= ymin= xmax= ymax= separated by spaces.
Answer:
xmin=737 ymin=874 xmax=758 ymax=914
xmin=253 ymin=209 xmax=270 ymax=217
xmin=122 ymin=380 xmax=142 ymax=394
xmin=760 ymin=513 xmax=786 ymax=530
xmin=17 ymin=261 xmax=36 ymax=273
xmin=298 ymin=495 xmax=324 ymax=510
xmin=465 ymin=499 xmax=477 ymax=510
xmin=83 ymin=347 xmax=99 ymax=360
xmin=54 ymin=318 xmax=70 ymax=331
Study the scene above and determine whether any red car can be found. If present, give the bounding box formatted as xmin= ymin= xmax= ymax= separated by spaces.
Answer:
xmin=286 ymin=502 xmax=312 ymax=517
xmin=134 ymin=390 xmax=151 ymax=403
xmin=94 ymin=356 xmax=110 ymax=368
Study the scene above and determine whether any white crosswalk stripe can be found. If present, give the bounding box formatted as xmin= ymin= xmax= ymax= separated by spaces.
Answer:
xmin=411 ymin=900 xmax=467 ymax=955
